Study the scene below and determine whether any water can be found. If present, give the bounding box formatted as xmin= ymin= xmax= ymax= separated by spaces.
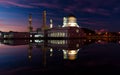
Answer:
xmin=0 ymin=39 xmax=120 ymax=75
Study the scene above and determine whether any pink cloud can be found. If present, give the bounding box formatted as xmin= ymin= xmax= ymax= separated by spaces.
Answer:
xmin=0 ymin=1 xmax=34 ymax=8
xmin=0 ymin=24 xmax=28 ymax=32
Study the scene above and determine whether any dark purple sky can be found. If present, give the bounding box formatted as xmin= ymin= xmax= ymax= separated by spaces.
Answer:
xmin=0 ymin=0 xmax=120 ymax=32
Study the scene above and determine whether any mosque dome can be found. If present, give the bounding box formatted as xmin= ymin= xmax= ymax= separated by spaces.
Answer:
xmin=68 ymin=14 xmax=77 ymax=24
xmin=62 ymin=14 xmax=79 ymax=27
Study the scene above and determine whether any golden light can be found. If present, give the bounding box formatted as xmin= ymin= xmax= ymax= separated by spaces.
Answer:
xmin=68 ymin=50 xmax=77 ymax=55
xmin=62 ymin=15 xmax=79 ymax=27
xmin=68 ymin=50 xmax=77 ymax=60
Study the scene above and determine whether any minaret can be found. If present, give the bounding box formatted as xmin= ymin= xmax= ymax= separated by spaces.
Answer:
xmin=50 ymin=19 xmax=53 ymax=28
xmin=62 ymin=17 xmax=67 ymax=27
xmin=28 ymin=14 xmax=33 ymax=32
xmin=41 ymin=10 xmax=48 ymax=31
xmin=28 ymin=44 xmax=33 ymax=62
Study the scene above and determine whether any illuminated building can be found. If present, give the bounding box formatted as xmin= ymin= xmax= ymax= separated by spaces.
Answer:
xmin=62 ymin=15 xmax=79 ymax=27
xmin=46 ymin=14 xmax=85 ymax=39
xmin=62 ymin=17 xmax=67 ymax=27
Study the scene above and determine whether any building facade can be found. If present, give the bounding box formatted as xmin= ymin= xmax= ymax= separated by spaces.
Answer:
xmin=46 ymin=27 xmax=85 ymax=39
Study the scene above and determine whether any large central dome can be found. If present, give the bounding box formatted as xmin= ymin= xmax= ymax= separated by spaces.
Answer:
xmin=62 ymin=14 xmax=79 ymax=27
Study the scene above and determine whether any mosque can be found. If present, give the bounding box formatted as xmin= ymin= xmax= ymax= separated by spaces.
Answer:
xmin=46 ymin=14 xmax=85 ymax=39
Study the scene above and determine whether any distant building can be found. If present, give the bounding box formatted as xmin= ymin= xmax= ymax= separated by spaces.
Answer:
xmin=2 ymin=39 xmax=29 ymax=45
xmin=3 ymin=31 xmax=30 ymax=39
xmin=0 ymin=31 xmax=3 ymax=39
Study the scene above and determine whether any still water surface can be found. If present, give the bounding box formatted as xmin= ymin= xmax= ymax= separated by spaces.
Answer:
xmin=0 ymin=39 xmax=120 ymax=75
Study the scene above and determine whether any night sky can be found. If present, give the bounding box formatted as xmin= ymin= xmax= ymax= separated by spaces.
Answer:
xmin=0 ymin=0 xmax=120 ymax=32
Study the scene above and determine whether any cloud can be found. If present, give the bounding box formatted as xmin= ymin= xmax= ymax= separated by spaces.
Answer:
xmin=0 ymin=24 xmax=27 ymax=32
xmin=31 ymin=3 xmax=60 ymax=9
xmin=0 ymin=1 xmax=34 ymax=8
xmin=81 ymin=8 xmax=111 ymax=16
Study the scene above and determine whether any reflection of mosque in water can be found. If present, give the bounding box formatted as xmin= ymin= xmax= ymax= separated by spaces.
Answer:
xmin=0 ymin=39 xmax=95 ymax=60
xmin=28 ymin=39 xmax=87 ymax=61
xmin=25 ymin=39 xmax=120 ymax=62
xmin=0 ymin=39 xmax=120 ymax=61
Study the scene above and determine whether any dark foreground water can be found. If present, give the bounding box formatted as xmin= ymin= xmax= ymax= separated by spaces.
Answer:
xmin=0 ymin=39 xmax=120 ymax=75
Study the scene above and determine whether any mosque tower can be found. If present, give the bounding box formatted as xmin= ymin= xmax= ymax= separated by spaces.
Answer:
xmin=50 ymin=19 xmax=53 ymax=28
xmin=28 ymin=14 xmax=33 ymax=32
xmin=62 ymin=17 xmax=67 ymax=27
xmin=62 ymin=14 xmax=79 ymax=27
xmin=41 ymin=10 xmax=48 ymax=31
xmin=28 ymin=44 xmax=33 ymax=61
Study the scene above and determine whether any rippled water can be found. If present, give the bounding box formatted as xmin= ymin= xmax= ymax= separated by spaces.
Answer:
xmin=0 ymin=39 xmax=120 ymax=75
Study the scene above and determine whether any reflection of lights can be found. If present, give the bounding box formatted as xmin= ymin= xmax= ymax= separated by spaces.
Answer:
xmin=30 ymin=35 xmax=32 ymax=37
xmin=68 ymin=50 xmax=77 ymax=55
xmin=50 ymin=48 xmax=53 ymax=52
xmin=119 ymin=41 xmax=120 ymax=44
xmin=49 ymin=40 xmax=65 ymax=44
xmin=35 ymin=40 xmax=43 ymax=43
xmin=30 ymin=40 xmax=32 ymax=42
xmin=50 ymin=48 xmax=53 ymax=56
xmin=68 ymin=55 xmax=76 ymax=60
xmin=63 ymin=49 xmax=79 ymax=60
xmin=34 ymin=34 xmax=43 ymax=37
xmin=63 ymin=50 xmax=68 ymax=59
xmin=68 ymin=50 xmax=77 ymax=60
